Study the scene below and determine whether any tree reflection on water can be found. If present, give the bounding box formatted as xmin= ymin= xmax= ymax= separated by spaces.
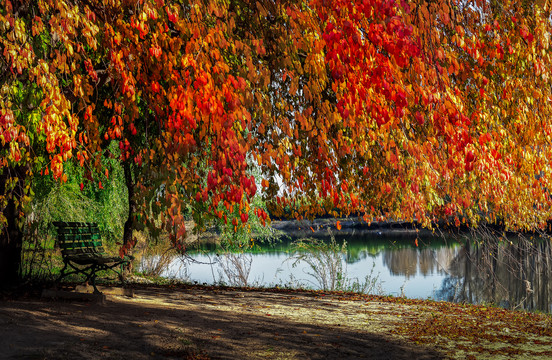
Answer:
xmin=435 ymin=227 xmax=552 ymax=313
xmin=382 ymin=247 xmax=457 ymax=279
xmin=180 ymin=225 xmax=552 ymax=312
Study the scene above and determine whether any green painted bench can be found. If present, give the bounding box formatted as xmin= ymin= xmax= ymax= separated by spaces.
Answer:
xmin=53 ymin=221 xmax=133 ymax=294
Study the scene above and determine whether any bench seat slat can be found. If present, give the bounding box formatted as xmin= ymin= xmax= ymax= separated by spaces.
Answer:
xmin=62 ymin=247 xmax=106 ymax=255
xmin=59 ymin=240 xmax=103 ymax=248
xmin=57 ymin=229 xmax=100 ymax=236
xmin=65 ymin=254 xmax=124 ymax=265
xmin=58 ymin=236 xmax=101 ymax=243
xmin=53 ymin=221 xmax=97 ymax=227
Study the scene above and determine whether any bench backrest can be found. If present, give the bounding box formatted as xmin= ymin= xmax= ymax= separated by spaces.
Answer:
xmin=53 ymin=222 xmax=106 ymax=257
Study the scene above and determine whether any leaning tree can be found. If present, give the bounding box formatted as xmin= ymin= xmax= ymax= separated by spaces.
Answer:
xmin=2 ymin=0 xmax=552 ymax=288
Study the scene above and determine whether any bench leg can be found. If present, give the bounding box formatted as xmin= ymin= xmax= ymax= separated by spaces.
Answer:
xmin=89 ymin=265 xmax=102 ymax=294
xmin=118 ymin=263 xmax=128 ymax=284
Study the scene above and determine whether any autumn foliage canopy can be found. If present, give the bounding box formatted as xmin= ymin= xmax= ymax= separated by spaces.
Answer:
xmin=2 ymin=0 xmax=552 ymax=250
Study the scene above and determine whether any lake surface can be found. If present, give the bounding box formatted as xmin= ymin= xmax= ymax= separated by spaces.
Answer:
xmin=152 ymin=227 xmax=552 ymax=313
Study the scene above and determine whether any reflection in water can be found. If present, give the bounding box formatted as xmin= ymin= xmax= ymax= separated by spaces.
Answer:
xmin=382 ymin=248 xmax=458 ymax=278
xmin=437 ymin=233 xmax=552 ymax=313
xmin=167 ymin=228 xmax=552 ymax=313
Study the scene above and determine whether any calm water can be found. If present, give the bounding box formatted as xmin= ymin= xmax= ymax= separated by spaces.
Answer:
xmin=154 ymin=229 xmax=552 ymax=313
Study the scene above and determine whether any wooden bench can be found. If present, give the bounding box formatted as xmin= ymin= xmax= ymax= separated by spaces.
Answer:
xmin=53 ymin=221 xmax=133 ymax=294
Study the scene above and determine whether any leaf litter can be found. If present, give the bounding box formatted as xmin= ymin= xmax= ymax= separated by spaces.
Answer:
xmin=0 ymin=284 xmax=550 ymax=359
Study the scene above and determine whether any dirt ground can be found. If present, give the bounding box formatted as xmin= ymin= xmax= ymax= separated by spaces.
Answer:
xmin=0 ymin=285 xmax=550 ymax=359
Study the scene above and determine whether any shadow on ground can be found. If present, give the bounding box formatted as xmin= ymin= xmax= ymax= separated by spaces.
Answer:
xmin=0 ymin=286 xmax=445 ymax=359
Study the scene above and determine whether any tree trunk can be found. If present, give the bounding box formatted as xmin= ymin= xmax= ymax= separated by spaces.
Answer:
xmin=121 ymin=160 xmax=137 ymax=277
xmin=0 ymin=167 xmax=25 ymax=289
xmin=0 ymin=201 xmax=23 ymax=289
xmin=123 ymin=160 xmax=136 ymax=247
